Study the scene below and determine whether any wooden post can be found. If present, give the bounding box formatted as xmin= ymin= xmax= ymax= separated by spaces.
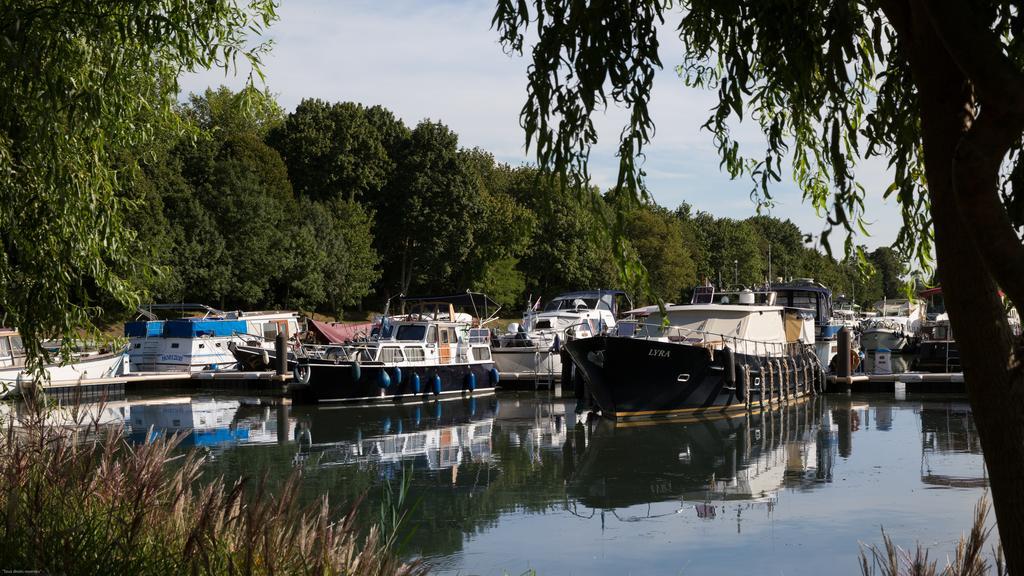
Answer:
xmin=275 ymin=332 xmax=287 ymax=376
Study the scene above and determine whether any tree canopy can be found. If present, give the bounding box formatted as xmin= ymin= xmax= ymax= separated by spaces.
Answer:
xmin=0 ymin=0 xmax=277 ymax=369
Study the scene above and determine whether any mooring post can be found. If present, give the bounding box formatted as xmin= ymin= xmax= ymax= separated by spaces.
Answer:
xmin=275 ymin=332 xmax=287 ymax=377
xmin=835 ymin=327 xmax=852 ymax=393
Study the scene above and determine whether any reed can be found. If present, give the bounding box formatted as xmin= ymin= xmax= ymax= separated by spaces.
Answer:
xmin=859 ymin=494 xmax=1006 ymax=576
xmin=0 ymin=403 xmax=428 ymax=576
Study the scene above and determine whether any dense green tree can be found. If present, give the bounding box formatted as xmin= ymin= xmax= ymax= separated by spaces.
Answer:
xmin=867 ymin=247 xmax=908 ymax=299
xmin=0 ymin=0 xmax=276 ymax=367
xmin=269 ymin=100 xmax=407 ymax=202
xmin=301 ymin=198 xmax=381 ymax=315
xmin=623 ymin=206 xmax=696 ymax=304
xmin=376 ymin=121 xmax=478 ymax=295
xmin=688 ymin=214 xmax=764 ymax=288
xmin=507 ymin=169 xmax=615 ymax=300
xmin=744 ymin=215 xmax=806 ymax=282
xmin=494 ymin=0 xmax=1024 ymax=562
xmin=181 ymin=85 xmax=284 ymax=140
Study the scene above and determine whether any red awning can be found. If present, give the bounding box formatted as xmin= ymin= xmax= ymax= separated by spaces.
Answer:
xmin=307 ymin=319 xmax=373 ymax=344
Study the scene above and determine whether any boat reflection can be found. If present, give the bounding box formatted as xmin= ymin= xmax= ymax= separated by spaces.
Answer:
xmin=291 ymin=397 xmax=498 ymax=475
xmin=919 ymin=400 xmax=986 ymax=488
xmin=566 ymin=399 xmax=831 ymax=515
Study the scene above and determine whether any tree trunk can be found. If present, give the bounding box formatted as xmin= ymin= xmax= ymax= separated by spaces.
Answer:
xmin=898 ymin=3 xmax=1024 ymax=571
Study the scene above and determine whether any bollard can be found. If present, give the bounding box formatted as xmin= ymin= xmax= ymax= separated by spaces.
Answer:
xmin=275 ymin=332 xmax=287 ymax=376
xmin=837 ymin=327 xmax=851 ymax=379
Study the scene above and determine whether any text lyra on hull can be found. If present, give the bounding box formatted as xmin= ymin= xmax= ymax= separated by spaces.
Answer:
xmin=565 ymin=286 xmax=826 ymax=421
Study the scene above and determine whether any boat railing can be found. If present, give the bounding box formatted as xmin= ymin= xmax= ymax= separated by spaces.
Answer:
xmin=615 ymin=320 xmax=808 ymax=358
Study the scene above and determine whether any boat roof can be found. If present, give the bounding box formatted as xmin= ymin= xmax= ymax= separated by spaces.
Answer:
xmin=400 ymin=292 xmax=499 ymax=310
xmin=663 ymin=304 xmax=784 ymax=313
xmin=772 ymin=279 xmax=832 ymax=295
xmin=552 ymin=289 xmax=627 ymax=299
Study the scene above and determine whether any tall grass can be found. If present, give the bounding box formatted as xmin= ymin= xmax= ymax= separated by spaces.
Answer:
xmin=0 ymin=402 xmax=428 ymax=576
xmin=859 ymin=494 xmax=1006 ymax=576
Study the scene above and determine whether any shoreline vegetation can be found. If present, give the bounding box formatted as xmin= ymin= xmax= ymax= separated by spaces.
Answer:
xmin=0 ymin=400 xmax=427 ymax=576
xmin=118 ymin=86 xmax=914 ymax=328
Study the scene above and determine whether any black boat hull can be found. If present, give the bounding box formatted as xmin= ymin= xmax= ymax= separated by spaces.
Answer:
xmin=295 ymin=359 xmax=497 ymax=404
xmin=564 ymin=336 xmax=817 ymax=420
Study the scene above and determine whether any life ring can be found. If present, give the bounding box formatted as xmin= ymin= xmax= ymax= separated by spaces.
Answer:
xmin=292 ymin=363 xmax=311 ymax=386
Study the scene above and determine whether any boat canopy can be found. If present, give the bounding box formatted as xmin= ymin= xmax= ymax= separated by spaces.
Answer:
xmin=542 ymin=290 xmax=629 ymax=314
xmin=772 ymin=280 xmax=832 ymax=324
xmin=644 ymin=305 xmax=788 ymax=345
xmin=400 ymin=292 xmax=500 ymax=324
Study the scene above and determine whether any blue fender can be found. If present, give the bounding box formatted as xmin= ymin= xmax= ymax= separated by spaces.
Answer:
xmin=465 ymin=372 xmax=477 ymax=391
xmin=351 ymin=363 xmax=362 ymax=382
xmin=377 ymin=369 xmax=391 ymax=389
xmin=411 ymin=372 xmax=421 ymax=394
xmin=488 ymin=367 xmax=500 ymax=386
xmin=392 ymin=367 xmax=403 ymax=386
xmin=432 ymin=373 xmax=442 ymax=396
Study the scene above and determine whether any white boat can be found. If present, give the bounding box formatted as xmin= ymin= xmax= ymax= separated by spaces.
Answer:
xmin=860 ymin=298 xmax=926 ymax=354
xmin=125 ymin=304 xmax=300 ymax=373
xmin=0 ymin=328 xmax=127 ymax=397
xmin=492 ymin=290 xmax=630 ymax=383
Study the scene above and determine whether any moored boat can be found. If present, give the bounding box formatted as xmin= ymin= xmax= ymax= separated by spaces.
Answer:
xmin=0 ymin=327 xmax=126 ymax=397
xmin=125 ymin=304 xmax=300 ymax=372
xmin=293 ymin=293 xmax=500 ymax=404
xmin=492 ymin=290 xmax=631 ymax=383
xmin=565 ymin=286 xmax=824 ymax=421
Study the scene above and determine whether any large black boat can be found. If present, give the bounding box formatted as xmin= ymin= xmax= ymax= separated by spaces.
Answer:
xmin=292 ymin=294 xmax=500 ymax=404
xmin=565 ymin=287 xmax=824 ymax=421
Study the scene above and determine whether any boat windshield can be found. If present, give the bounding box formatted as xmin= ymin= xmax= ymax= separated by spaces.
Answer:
xmin=543 ymin=295 xmax=611 ymax=312
xmin=395 ymin=324 xmax=427 ymax=341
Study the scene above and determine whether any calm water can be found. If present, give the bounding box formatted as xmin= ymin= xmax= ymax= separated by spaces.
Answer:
xmin=73 ymin=391 xmax=990 ymax=575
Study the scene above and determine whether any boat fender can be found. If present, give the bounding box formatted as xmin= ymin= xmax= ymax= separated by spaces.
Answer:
xmin=723 ymin=347 xmax=736 ymax=387
xmin=551 ymin=334 xmax=561 ymax=354
xmin=488 ymin=367 xmax=500 ymax=386
xmin=377 ymin=369 xmax=391 ymax=389
xmin=392 ymin=367 xmax=403 ymax=387
xmin=466 ymin=372 xmax=477 ymax=392
xmin=736 ymin=363 xmax=746 ymax=402
xmin=261 ymin=349 xmax=270 ymax=368
xmin=292 ymin=363 xmax=311 ymax=386
xmin=351 ymin=362 xmax=362 ymax=382
xmin=432 ymin=373 xmax=442 ymax=396
xmin=411 ymin=372 xmax=421 ymax=394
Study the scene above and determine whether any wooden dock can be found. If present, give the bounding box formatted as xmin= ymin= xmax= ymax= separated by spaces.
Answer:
xmin=827 ymin=372 xmax=965 ymax=394
xmin=28 ymin=370 xmax=292 ymax=401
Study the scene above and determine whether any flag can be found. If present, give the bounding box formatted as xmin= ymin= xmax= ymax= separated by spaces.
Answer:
xmin=533 ymin=296 xmax=542 ymax=311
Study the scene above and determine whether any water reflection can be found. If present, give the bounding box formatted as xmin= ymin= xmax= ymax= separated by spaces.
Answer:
xmin=0 ymin=392 xmax=991 ymax=575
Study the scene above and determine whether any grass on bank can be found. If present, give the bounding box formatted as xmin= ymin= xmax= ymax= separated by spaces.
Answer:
xmin=860 ymin=494 xmax=1006 ymax=576
xmin=0 ymin=402 xmax=427 ymax=576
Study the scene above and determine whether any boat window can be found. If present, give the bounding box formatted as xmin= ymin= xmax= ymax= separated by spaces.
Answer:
xmin=171 ymin=343 xmax=180 ymax=349
xmin=198 ymin=344 xmax=205 ymax=349
xmin=440 ymin=329 xmax=449 ymax=344
xmin=615 ymin=321 xmax=637 ymax=337
xmin=396 ymin=324 xmax=427 ymax=341
xmin=0 ymin=337 xmax=10 ymax=366
xmin=380 ymin=347 xmax=405 ymax=363
xmin=472 ymin=347 xmax=491 ymax=361
xmin=468 ymin=329 xmax=489 ymax=344
xmin=9 ymin=335 xmax=23 ymax=354
xmin=426 ymin=325 xmax=437 ymax=344
xmin=405 ymin=348 xmax=426 ymax=362
xmin=448 ymin=328 xmax=457 ymax=342
xmin=535 ymin=320 xmax=552 ymax=330
xmin=263 ymin=322 xmax=279 ymax=340
xmin=134 ymin=343 xmax=141 ymax=349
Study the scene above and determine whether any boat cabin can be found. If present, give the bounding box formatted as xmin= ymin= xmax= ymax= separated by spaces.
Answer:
xmin=0 ymin=328 xmax=25 ymax=369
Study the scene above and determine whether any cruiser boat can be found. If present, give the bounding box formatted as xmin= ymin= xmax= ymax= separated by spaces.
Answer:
xmin=0 ymin=327 xmax=126 ymax=396
xmin=914 ymin=286 xmax=1021 ymax=372
xmin=565 ymin=286 xmax=823 ymax=421
xmin=292 ymin=293 xmax=500 ymax=403
xmin=859 ymin=299 xmax=925 ymax=354
xmin=772 ymin=279 xmax=847 ymax=369
xmin=492 ymin=290 xmax=630 ymax=383
xmin=125 ymin=304 xmax=300 ymax=372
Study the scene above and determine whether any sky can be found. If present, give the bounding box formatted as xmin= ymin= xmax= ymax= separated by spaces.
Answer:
xmin=180 ymin=0 xmax=904 ymax=252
